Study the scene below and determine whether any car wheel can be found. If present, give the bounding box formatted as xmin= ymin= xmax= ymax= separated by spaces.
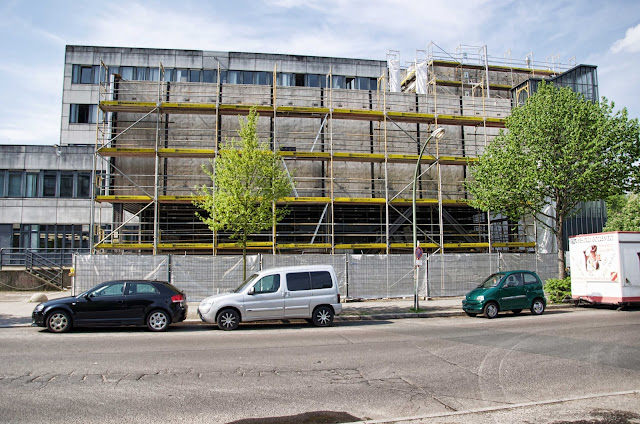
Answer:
xmin=312 ymin=306 xmax=334 ymax=327
xmin=147 ymin=310 xmax=170 ymax=332
xmin=465 ymin=311 xmax=477 ymax=317
xmin=511 ymin=309 xmax=522 ymax=315
xmin=530 ymin=298 xmax=545 ymax=315
xmin=483 ymin=302 xmax=499 ymax=319
xmin=217 ymin=308 xmax=239 ymax=331
xmin=47 ymin=310 xmax=72 ymax=333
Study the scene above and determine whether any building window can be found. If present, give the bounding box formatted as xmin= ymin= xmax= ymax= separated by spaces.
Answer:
xmin=134 ymin=67 xmax=148 ymax=81
xmin=59 ymin=172 xmax=74 ymax=198
xmin=43 ymin=172 xmax=57 ymax=197
xmin=8 ymin=172 xmax=22 ymax=197
xmin=332 ymin=75 xmax=345 ymax=89
xmin=120 ymin=67 xmax=134 ymax=80
xmin=356 ymin=77 xmax=377 ymax=91
xmin=1 ymin=170 xmax=96 ymax=199
xmin=77 ymin=173 xmax=91 ymax=198
xmin=25 ymin=172 xmax=38 ymax=198
xmin=176 ymin=69 xmax=188 ymax=82
xmin=227 ymin=71 xmax=241 ymax=84
xmin=149 ymin=67 xmax=160 ymax=81
xmin=277 ymin=73 xmax=294 ymax=86
xmin=256 ymin=71 xmax=272 ymax=86
xmin=16 ymin=224 xmax=90 ymax=251
xmin=72 ymin=65 xmax=101 ymax=84
xmin=70 ymin=104 xmax=99 ymax=124
xmin=189 ymin=70 xmax=202 ymax=83
xmin=307 ymin=74 xmax=326 ymax=88
xmin=242 ymin=71 xmax=255 ymax=85
xmin=203 ymin=70 xmax=216 ymax=83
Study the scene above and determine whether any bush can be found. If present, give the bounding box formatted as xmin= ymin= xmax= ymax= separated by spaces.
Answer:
xmin=544 ymin=277 xmax=571 ymax=303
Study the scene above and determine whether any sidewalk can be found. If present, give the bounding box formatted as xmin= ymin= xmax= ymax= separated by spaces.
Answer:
xmin=0 ymin=291 xmax=572 ymax=328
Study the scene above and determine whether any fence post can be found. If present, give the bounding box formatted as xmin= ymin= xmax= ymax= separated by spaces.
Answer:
xmin=425 ymin=254 xmax=430 ymax=299
xmin=167 ymin=254 xmax=172 ymax=283
xmin=345 ymin=254 xmax=349 ymax=299
xmin=72 ymin=253 xmax=76 ymax=296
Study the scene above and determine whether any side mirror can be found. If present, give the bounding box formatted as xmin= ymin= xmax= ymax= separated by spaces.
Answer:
xmin=248 ymin=287 xmax=255 ymax=295
xmin=83 ymin=293 xmax=91 ymax=301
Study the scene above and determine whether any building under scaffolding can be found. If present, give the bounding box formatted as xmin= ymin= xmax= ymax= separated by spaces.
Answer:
xmin=60 ymin=44 xmax=590 ymax=255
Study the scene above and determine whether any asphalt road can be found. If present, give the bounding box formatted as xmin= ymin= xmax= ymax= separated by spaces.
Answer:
xmin=1 ymin=308 xmax=639 ymax=424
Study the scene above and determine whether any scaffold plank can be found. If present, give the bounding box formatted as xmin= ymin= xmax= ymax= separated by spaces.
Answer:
xmin=334 ymin=243 xmax=387 ymax=250
xmin=276 ymin=243 xmax=332 ymax=249
xmin=279 ymin=151 xmax=331 ymax=160
xmin=98 ymin=100 xmax=505 ymax=127
xmin=333 ymin=197 xmax=386 ymax=204
xmin=333 ymin=152 xmax=385 ymax=162
xmin=429 ymin=60 xmax=557 ymax=76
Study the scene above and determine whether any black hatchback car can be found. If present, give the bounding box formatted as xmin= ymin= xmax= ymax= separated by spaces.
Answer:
xmin=32 ymin=280 xmax=188 ymax=333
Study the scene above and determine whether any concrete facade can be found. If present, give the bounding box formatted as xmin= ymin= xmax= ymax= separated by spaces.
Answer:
xmin=1 ymin=45 xmax=596 ymax=259
xmin=57 ymin=45 xmax=551 ymax=253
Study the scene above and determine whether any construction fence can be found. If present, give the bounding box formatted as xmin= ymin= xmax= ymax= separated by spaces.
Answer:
xmin=72 ymin=253 xmax=558 ymax=302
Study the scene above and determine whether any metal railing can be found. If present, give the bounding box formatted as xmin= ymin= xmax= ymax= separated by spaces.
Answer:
xmin=0 ymin=248 xmax=88 ymax=268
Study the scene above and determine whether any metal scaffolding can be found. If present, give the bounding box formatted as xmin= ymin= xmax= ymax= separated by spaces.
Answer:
xmin=90 ymin=46 xmax=570 ymax=256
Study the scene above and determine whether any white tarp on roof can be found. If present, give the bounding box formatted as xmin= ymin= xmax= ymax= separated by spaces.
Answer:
xmin=387 ymin=57 xmax=401 ymax=92
xmin=415 ymin=60 xmax=429 ymax=94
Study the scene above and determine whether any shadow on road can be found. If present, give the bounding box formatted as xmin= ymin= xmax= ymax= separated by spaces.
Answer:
xmin=25 ymin=318 xmax=393 ymax=334
xmin=227 ymin=411 xmax=360 ymax=424
xmin=0 ymin=314 xmax=31 ymax=327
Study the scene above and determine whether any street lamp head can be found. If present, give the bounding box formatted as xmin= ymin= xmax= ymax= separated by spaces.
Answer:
xmin=433 ymin=127 xmax=445 ymax=140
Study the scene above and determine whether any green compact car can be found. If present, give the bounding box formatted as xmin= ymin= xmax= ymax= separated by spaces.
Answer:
xmin=462 ymin=270 xmax=547 ymax=319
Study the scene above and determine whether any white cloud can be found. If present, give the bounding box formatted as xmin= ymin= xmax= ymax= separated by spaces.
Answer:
xmin=610 ymin=23 xmax=640 ymax=54
xmin=0 ymin=104 xmax=60 ymax=145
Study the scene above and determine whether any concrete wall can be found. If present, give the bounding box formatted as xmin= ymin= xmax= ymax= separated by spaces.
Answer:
xmin=0 ymin=270 xmax=72 ymax=290
xmin=0 ymin=145 xmax=110 ymax=226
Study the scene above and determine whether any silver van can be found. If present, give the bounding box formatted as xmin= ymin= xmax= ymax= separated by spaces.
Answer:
xmin=197 ymin=265 xmax=342 ymax=330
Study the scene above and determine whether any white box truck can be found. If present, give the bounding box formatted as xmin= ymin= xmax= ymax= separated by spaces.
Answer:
xmin=568 ymin=231 xmax=640 ymax=305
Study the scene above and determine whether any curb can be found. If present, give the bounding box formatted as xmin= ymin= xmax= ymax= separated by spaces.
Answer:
xmin=3 ymin=303 xmax=576 ymax=328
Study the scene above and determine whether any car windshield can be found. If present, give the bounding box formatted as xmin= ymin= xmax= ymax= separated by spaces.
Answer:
xmin=477 ymin=273 xmax=504 ymax=288
xmin=234 ymin=274 xmax=259 ymax=293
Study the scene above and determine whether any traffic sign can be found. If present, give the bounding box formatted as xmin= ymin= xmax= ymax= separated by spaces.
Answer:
xmin=415 ymin=246 xmax=423 ymax=260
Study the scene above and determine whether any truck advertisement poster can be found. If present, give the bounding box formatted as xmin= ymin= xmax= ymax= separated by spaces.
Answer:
xmin=569 ymin=233 xmax=619 ymax=283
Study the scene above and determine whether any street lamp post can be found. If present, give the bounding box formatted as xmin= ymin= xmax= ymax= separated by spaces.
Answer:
xmin=412 ymin=127 xmax=445 ymax=310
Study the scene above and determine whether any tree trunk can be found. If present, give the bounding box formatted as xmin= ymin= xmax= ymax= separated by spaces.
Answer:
xmin=556 ymin=213 xmax=566 ymax=279
xmin=242 ymin=234 xmax=247 ymax=281
xmin=242 ymin=246 xmax=247 ymax=281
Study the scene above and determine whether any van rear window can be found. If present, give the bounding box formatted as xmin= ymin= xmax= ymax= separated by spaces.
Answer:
xmin=311 ymin=271 xmax=333 ymax=289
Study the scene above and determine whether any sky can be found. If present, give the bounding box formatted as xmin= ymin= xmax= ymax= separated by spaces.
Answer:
xmin=0 ymin=0 xmax=638 ymax=145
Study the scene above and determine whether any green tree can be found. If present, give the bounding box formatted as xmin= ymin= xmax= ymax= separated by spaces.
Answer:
xmin=466 ymin=81 xmax=640 ymax=279
xmin=193 ymin=107 xmax=293 ymax=279
xmin=604 ymin=193 xmax=640 ymax=231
